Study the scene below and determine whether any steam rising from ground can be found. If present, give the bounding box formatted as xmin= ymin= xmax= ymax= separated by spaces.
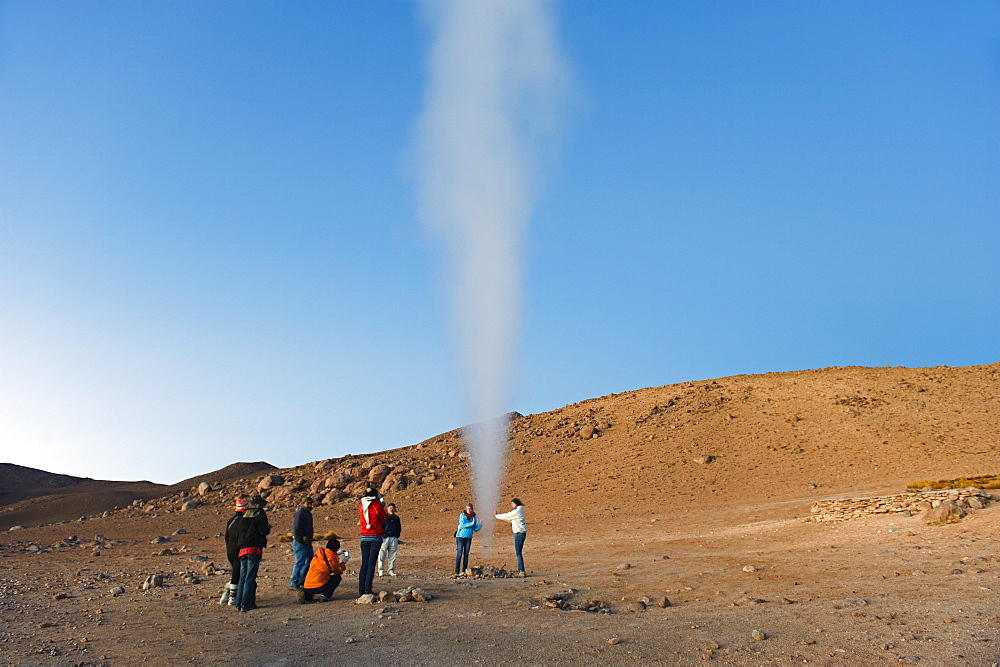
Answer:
xmin=415 ymin=0 xmax=568 ymax=537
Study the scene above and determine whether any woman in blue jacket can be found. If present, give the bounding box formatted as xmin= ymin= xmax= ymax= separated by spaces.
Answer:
xmin=454 ymin=503 xmax=481 ymax=575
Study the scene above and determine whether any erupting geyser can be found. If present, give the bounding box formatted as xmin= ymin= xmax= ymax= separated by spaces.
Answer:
xmin=414 ymin=0 xmax=570 ymax=539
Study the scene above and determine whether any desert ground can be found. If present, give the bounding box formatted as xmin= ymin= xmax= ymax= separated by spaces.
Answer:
xmin=2 ymin=362 xmax=1000 ymax=664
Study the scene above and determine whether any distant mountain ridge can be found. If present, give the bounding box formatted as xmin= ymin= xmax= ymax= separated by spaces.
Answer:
xmin=0 ymin=461 xmax=277 ymax=529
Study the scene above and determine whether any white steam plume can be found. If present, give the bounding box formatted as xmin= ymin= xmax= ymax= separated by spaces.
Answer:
xmin=415 ymin=0 xmax=569 ymax=538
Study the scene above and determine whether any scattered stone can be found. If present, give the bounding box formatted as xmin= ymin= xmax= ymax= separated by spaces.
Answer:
xmin=8 ymin=525 xmax=26 ymax=531
xmin=141 ymin=574 xmax=164 ymax=590
xmin=657 ymin=596 xmax=672 ymax=608
xmin=692 ymin=454 xmax=715 ymax=464
xmin=109 ymin=586 xmax=125 ymax=596
xmin=578 ymin=425 xmax=597 ymax=439
xmin=834 ymin=598 xmax=868 ymax=608
xmin=751 ymin=630 xmax=767 ymax=641
xmin=377 ymin=591 xmax=396 ymax=603
xmin=173 ymin=528 xmax=187 ymax=535
xmin=355 ymin=594 xmax=375 ymax=604
xmin=617 ymin=563 xmax=631 ymax=570
xmin=625 ymin=600 xmax=646 ymax=612
xmin=182 ymin=573 xmax=201 ymax=584
xmin=197 ymin=482 xmax=212 ymax=496
xmin=607 ymin=637 xmax=621 ymax=645
xmin=742 ymin=565 xmax=758 ymax=573
xmin=150 ymin=536 xmax=170 ymax=544
xmin=53 ymin=593 xmax=68 ymax=600
xmin=344 ymin=637 xmax=356 ymax=644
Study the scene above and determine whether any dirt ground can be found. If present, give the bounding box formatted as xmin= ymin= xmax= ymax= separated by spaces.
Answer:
xmin=3 ymin=488 xmax=1000 ymax=665
xmin=3 ymin=362 xmax=1000 ymax=664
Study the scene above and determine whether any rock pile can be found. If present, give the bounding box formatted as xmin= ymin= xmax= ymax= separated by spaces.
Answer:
xmin=810 ymin=488 xmax=994 ymax=523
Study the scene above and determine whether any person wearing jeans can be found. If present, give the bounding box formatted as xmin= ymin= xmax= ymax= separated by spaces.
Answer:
xmin=299 ymin=537 xmax=347 ymax=603
xmin=454 ymin=503 xmax=481 ymax=575
xmin=290 ymin=497 xmax=314 ymax=589
xmin=496 ymin=498 xmax=527 ymax=575
xmin=234 ymin=495 xmax=270 ymax=611
xmin=357 ymin=488 xmax=387 ymax=597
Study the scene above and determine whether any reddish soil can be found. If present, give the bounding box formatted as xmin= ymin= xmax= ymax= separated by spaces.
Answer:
xmin=2 ymin=362 xmax=999 ymax=663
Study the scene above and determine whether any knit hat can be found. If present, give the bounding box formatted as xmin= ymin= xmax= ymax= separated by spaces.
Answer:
xmin=234 ymin=498 xmax=249 ymax=512
xmin=302 ymin=496 xmax=313 ymax=505
xmin=510 ymin=498 xmax=522 ymax=506
xmin=362 ymin=488 xmax=378 ymax=498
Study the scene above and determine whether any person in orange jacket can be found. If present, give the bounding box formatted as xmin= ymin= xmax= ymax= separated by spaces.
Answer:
xmin=298 ymin=537 xmax=348 ymax=603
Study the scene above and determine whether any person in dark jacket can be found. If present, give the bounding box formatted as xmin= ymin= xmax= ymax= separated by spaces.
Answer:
xmin=289 ymin=497 xmax=314 ymax=589
xmin=220 ymin=497 xmax=248 ymax=605
xmin=233 ymin=495 xmax=270 ymax=612
xmin=377 ymin=502 xmax=401 ymax=577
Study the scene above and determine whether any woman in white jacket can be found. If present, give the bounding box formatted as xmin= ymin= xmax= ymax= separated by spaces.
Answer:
xmin=495 ymin=498 xmax=527 ymax=575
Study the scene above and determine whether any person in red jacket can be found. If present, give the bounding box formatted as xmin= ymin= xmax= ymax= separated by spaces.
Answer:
xmin=357 ymin=488 xmax=387 ymax=597
xmin=298 ymin=537 xmax=347 ymax=603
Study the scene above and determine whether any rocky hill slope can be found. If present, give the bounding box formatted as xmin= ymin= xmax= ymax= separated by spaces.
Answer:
xmin=114 ymin=362 xmax=1000 ymax=536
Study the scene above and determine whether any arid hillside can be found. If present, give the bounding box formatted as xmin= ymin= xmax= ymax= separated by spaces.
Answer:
xmin=4 ymin=363 xmax=999 ymax=532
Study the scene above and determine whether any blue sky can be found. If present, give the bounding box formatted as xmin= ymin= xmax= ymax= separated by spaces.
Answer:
xmin=1 ymin=1 xmax=997 ymax=484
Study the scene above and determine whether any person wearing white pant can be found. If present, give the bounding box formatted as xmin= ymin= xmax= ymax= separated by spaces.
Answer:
xmin=377 ymin=503 xmax=401 ymax=576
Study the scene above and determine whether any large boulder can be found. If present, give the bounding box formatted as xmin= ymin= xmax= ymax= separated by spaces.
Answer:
xmin=380 ymin=474 xmax=410 ymax=495
xmin=180 ymin=499 xmax=202 ymax=512
xmin=324 ymin=472 xmax=353 ymax=489
xmin=367 ymin=465 xmax=393 ymax=486
xmin=258 ymin=474 xmax=285 ymax=491
xmin=196 ymin=482 xmax=212 ymax=496
xmin=344 ymin=480 xmax=370 ymax=497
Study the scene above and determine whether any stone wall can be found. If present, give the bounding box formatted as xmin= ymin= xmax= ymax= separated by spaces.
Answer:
xmin=810 ymin=488 xmax=994 ymax=523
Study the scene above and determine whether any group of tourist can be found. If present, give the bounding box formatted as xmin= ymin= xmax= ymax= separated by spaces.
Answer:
xmin=219 ymin=489 xmax=527 ymax=611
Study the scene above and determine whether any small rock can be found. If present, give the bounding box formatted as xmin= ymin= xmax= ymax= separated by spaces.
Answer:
xmin=751 ymin=630 xmax=767 ymax=641
xmin=355 ymin=594 xmax=375 ymax=604
xmin=180 ymin=499 xmax=202 ymax=512
xmin=742 ymin=565 xmax=758 ymax=573
xmin=173 ymin=528 xmax=187 ymax=535
xmin=197 ymin=482 xmax=212 ymax=496
xmin=344 ymin=637 xmax=356 ymax=644
xmin=625 ymin=600 xmax=646 ymax=612
xmin=411 ymin=588 xmax=433 ymax=602
xmin=607 ymin=637 xmax=621 ymax=645
xmin=150 ymin=536 xmax=170 ymax=544
xmin=616 ymin=563 xmax=631 ymax=570
xmin=109 ymin=586 xmax=125 ymax=596
xmin=8 ymin=525 xmax=26 ymax=531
